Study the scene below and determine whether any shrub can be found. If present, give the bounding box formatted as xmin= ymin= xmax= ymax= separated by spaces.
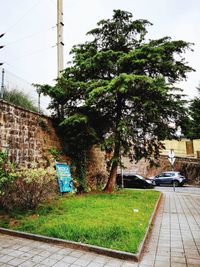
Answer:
xmin=0 ymin=151 xmax=15 ymax=193
xmin=4 ymin=88 xmax=38 ymax=112
xmin=0 ymin=166 xmax=57 ymax=211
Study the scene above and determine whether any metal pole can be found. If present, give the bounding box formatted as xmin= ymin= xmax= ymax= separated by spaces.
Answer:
xmin=38 ymin=92 xmax=41 ymax=113
xmin=57 ymin=0 xmax=64 ymax=77
xmin=121 ymin=167 xmax=124 ymax=188
xmin=1 ymin=68 xmax=5 ymax=99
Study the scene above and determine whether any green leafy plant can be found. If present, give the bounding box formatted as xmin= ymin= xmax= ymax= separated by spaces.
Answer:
xmin=0 ymin=151 xmax=15 ymax=193
xmin=38 ymin=118 xmax=50 ymax=133
xmin=48 ymin=147 xmax=62 ymax=161
xmin=0 ymin=166 xmax=57 ymax=211
xmin=4 ymin=88 xmax=38 ymax=112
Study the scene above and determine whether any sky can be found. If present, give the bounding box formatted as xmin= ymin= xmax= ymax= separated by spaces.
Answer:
xmin=0 ymin=0 xmax=200 ymax=111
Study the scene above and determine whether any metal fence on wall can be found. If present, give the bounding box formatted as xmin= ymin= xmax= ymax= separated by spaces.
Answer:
xmin=0 ymin=67 xmax=51 ymax=115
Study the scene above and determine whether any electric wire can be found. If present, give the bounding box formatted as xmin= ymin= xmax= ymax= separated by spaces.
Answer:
xmin=5 ymin=0 xmax=42 ymax=33
xmin=4 ymin=25 xmax=56 ymax=47
xmin=7 ymin=45 xmax=56 ymax=63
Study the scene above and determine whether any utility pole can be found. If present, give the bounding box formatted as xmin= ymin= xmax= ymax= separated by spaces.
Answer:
xmin=1 ymin=68 xmax=5 ymax=99
xmin=57 ymin=0 xmax=64 ymax=77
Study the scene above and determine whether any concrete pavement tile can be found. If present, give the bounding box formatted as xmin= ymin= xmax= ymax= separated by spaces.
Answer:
xmin=155 ymin=255 xmax=170 ymax=262
xmin=171 ymin=263 xmax=187 ymax=267
xmin=69 ymin=250 xmax=85 ymax=258
xmin=8 ymin=250 xmax=25 ymax=257
xmin=141 ymin=254 xmax=155 ymax=262
xmin=73 ymin=258 xmax=91 ymax=266
xmin=19 ymin=252 xmax=35 ymax=260
xmin=92 ymin=255 xmax=111 ymax=264
xmin=30 ymin=255 xmax=46 ymax=263
xmin=49 ymin=253 xmax=64 ymax=261
xmin=18 ymin=260 xmax=37 ymax=267
xmin=53 ymin=261 xmax=70 ymax=267
xmin=57 ymin=248 xmax=74 ymax=256
xmin=139 ymin=259 xmax=154 ymax=266
xmin=171 ymin=251 xmax=185 ymax=258
xmin=9 ymin=244 xmax=23 ymax=250
xmin=154 ymin=260 xmax=170 ymax=267
xmin=79 ymin=253 xmax=96 ymax=261
xmin=38 ymin=251 xmax=52 ymax=258
xmin=62 ymin=255 xmax=77 ymax=264
xmin=87 ymin=262 xmax=104 ymax=267
xmin=185 ymin=251 xmax=200 ymax=259
xmin=171 ymin=247 xmax=184 ymax=253
xmin=187 ymin=258 xmax=200 ymax=265
xmin=40 ymin=257 xmax=58 ymax=266
xmin=18 ymin=246 xmax=33 ymax=252
xmin=0 ymin=255 xmax=15 ymax=264
xmin=7 ymin=258 xmax=26 ymax=266
xmin=42 ymin=245 xmax=61 ymax=253
xmin=0 ymin=249 xmax=15 ymax=255
xmin=171 ymin=257 xmax=186 ymax=264
xmin=121 ymin=262 xmax=138 ymax=267
xmin=105 ymin=259 xmax=124 ymax=267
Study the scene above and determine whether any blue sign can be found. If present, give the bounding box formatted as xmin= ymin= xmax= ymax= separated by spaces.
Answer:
xmin=56 ymin=163 xmax=73 ymax=193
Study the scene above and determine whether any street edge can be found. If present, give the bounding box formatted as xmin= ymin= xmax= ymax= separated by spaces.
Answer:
xmin=0 ymin=192 xmax=163 ymax=262
xmin=137 ymin=191 xmax=163 ymax=261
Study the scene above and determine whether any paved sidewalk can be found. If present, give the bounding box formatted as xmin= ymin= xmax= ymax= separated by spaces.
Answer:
xmin=0 ymin=188 xmax=200 ymax=267
xmin=140 ymin=188 xmax=200 ymax=267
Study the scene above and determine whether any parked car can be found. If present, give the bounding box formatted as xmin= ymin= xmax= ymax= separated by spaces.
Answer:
xmin=149 ymin=171 xmax=187 ymax=187
xmin=116 ymin=173 xmax=154 ymax=189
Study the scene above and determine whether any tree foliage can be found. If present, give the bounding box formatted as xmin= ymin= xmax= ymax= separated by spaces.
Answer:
xmin=37 ymin=10 xmax=194 ymax=192
xmin=181 ymin=86 xmax=200 ymax=139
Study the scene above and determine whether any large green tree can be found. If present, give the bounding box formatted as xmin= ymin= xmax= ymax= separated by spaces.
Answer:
xmin=181 ymin=86 xmax=200 ymax=139
xmin=39 ymin=10 xmax=194 ymax=192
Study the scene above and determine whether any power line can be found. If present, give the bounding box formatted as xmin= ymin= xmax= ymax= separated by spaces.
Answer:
xmin=4 ymin=26 xmax=56 ymax=47
xmin=7 ymin=45 xmax=56 ymax=63
xmin=5 ymin=0 xmax=42 ymax=33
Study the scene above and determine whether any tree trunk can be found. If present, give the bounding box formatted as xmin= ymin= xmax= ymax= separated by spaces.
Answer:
xmin=104 ymin=93 xmax=122 ymax=193
xmin=104 ymin=140 xmax=120 ymax=192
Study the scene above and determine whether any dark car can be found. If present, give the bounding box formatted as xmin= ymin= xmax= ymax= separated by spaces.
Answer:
xmin=150 ymin=171 xmax=187 ymax=187
xmin=116 ymin=173 xmax=154 ymax=189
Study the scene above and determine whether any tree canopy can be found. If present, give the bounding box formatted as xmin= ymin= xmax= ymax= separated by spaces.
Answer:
xmin=181 ymin=86 xmax=200 ymax=139
xmin=38 ymin=10 xmax=194 ymax=192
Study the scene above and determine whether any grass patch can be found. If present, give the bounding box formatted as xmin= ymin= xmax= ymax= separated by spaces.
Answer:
xmin=0 ymin=190 xmax=160 ymax=253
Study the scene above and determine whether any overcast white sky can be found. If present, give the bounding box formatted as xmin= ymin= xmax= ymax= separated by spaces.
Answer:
xmin=0 ymin=0 xmax=200 ymax=103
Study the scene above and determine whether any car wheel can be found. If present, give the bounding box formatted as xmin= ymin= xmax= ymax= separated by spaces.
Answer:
xmin=173 ymin=180 xmax=179 ymax=187
xmin=152 ymin=181 xmax=156 ymax=186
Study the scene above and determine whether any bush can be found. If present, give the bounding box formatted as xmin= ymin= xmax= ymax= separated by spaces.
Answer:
xmin=0 ymin=151 xmax=15 ymax=193
xmin=4 ymin=88 xmax=38 ymax=112
xmin=0 ymin=167 xmax=57 ymax=211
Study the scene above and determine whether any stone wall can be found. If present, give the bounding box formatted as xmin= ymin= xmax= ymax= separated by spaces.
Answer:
xmin=1 ymin=100 xmax=200 ymax=186
xmin=0 ymin=100 xmax=67 ymax=167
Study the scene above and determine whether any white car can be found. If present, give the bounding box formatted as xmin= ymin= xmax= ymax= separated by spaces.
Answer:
xmin=150 ymin=171 xmax=187 ymax=187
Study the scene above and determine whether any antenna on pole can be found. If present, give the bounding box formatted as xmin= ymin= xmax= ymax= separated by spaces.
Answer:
xmin=57 ymin=0 xmax=64 ymax=78
xmin=1 ymin=68 xmax=5 ymax=99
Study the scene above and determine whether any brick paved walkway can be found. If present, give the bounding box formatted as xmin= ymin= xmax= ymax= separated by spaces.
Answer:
xmin=140 ymin=188 xmax=200 ymax=267
xmin=0 ymin=188 xmax=200 ymax=267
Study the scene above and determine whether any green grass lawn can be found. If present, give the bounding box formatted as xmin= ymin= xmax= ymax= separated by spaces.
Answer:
xmin=0 ymin=189 xmax=160 ymax=253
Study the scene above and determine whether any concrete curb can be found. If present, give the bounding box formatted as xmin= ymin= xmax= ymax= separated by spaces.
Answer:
xmin=0 ymin=192 xmax=163 ymax=262
xmin=137 ymin=191 xmax=163 ymax=261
